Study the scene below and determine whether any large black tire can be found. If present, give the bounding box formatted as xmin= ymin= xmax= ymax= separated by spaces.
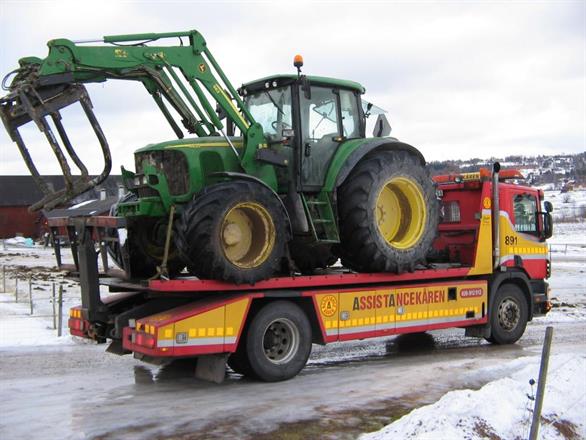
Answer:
xmin=174 ymin=181 xmax=289 ymax=284
xmin=106 ymin=193 xmax=135 ymax=271
xmin=107 ymin=193 xmax=184 ymax=278
xmin=337 ymin=150 xmax=438 ymax=273
xmin=289 ymin=241 xmax=337 ymax=274
xmin=227 ymin=342 xmax=256 ymax=378
xmin=243 ymin=301 xmax=312 ymax=382
xmin=487 ymin=284 xmax=528 ymax=344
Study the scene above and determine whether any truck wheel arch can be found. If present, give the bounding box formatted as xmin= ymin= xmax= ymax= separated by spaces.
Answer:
xmin=244 ymin=296 xmax=326 ymax=345
xmin=488 ymin=270 xmax=533 ymax=322
xmin=334 ymin=139 xmax=426 ymax=189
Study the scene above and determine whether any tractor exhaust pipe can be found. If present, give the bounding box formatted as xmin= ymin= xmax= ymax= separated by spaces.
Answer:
xmin=492 ymin=162 xmax=501 ymax=269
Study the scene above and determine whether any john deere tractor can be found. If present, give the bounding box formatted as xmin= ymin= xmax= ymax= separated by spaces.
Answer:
xmin=0 ymin=30 xmax=438 ymax=283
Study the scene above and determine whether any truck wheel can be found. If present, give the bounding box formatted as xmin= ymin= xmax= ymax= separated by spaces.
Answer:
xmin=227 ymin=343 xmax=256 ymax=378
xmin=107 ymin=194 xmax=184 ymax=278
xmin=289 ymin=242 xmax=337 ymax=274
xmin=175 ymin=181 xmax=289 ymax=284
xmin=337 ymin=150 xmax=438 ymax=273
xmin=244 ymin=301 xmax=312 ymax=382
xmin=487 ymin=284 xmax=528 ymax=344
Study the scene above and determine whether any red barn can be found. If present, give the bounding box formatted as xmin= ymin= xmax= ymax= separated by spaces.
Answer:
xmin=0 ymin=176 xmax=122 ymax=239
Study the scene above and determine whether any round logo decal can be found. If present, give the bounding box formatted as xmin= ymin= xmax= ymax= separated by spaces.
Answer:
xmin=320 ymin=295 xmax=338 ymax=317
xmin=483 ymin=197 xmax=492 ymax=209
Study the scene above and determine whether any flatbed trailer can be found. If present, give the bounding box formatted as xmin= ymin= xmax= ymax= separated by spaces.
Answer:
xmin=56 ymin=165 xmax=553 ymax=382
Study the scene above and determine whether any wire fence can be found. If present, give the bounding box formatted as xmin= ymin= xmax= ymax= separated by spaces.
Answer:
xmin=0 ymin=264 xmax=83 ymax=337
xmin=548 ymin=242 xmax=586 ymax=255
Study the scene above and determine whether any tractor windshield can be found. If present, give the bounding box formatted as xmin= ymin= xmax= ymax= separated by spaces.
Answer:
xmin=245 ymin=86 xmax=293 ymax=140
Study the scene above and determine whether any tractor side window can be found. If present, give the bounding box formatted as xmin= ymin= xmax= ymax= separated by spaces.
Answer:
xmin=513 ymin=193 xmax=538 ymax=234
xmin=299 ymin=86 xmax=341 ymax=188
xmin=339 ymin=90 xmax=360 ymax=139
xmin=302 ymin=87 xmax=340 ymax=142
xmin=245 ymin=86 xmax=293 ymax=140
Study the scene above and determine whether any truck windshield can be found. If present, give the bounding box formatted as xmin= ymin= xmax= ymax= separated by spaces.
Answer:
xmin=245 ymin=86 xmax=293 ymax=140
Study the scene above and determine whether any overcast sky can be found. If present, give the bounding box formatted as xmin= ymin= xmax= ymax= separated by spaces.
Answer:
xmin=0 ymin=0 xmax=584 ymax=175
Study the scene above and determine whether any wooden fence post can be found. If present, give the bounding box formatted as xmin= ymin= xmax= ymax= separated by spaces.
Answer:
xmin=28 ymin=275 xmax=33 ymax=315
xmin=529 ymin=326 xmax=554 ymax=440
xmin=57 ymin=285 xmax=64 ymax=337
xmin=52 ymin=283 xmax=57 ymax=330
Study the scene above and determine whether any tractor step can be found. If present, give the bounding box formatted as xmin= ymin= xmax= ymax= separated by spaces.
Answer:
xmin=301 ymin=193 xmax=340 ymax=243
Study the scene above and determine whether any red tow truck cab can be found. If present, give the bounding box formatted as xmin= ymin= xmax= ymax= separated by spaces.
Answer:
xmin=61 ymin=165 xmax=553 ymax=382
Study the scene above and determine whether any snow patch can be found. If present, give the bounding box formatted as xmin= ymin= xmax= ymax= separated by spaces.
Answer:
xmin=361 ymin=354 xmax=586 ymax=440
xmin=0 ymin=293 xmax=74 ymax=347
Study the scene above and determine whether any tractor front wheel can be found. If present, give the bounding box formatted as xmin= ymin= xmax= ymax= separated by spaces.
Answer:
xmin=175 ymin=181 xmax=289 ymax=284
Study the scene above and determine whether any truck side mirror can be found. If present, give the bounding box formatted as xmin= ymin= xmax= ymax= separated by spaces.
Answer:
xmin=544 ymin=201 xmax=553 ymax=213
xmin=541 ymin=212 xmax=553 ymax=240
xmin=373 ymin=114 xmax=391 ymax=137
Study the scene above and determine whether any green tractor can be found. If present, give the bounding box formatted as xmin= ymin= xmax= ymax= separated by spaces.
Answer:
xmin=0 ymin=30 xmax=438 ymax=283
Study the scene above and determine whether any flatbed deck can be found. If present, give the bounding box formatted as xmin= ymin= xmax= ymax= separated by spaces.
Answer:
xmin=92 ymin=264 xmax=470 ymax=293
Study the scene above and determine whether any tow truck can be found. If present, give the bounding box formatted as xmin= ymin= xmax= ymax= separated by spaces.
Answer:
xmin=55 ymin=163 xmax=553 ymax=382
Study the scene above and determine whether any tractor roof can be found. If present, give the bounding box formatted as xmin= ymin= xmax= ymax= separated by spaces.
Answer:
xmin=243 ymin=74 xmax=365 ymax=94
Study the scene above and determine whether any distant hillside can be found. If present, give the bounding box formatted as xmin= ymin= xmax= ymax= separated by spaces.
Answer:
xmin=428 ymin=152 xmax=586 ymax=189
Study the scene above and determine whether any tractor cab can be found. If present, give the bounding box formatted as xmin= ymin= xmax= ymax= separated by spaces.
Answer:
xmin=240 ymin=73 xmax=370 ymax=191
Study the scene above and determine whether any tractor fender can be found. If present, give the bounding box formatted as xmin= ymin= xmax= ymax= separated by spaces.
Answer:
xmin=333 ymin=139 xmax=426 ymax=189
xmin=487 ymin=269 xmax=533 ymax=321
xmin=208 ymin=171 xmax=292 ymax=236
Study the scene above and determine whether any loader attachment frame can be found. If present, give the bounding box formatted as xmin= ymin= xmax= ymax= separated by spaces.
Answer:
xmin=0 ymin=81 xmax=111 ymax=211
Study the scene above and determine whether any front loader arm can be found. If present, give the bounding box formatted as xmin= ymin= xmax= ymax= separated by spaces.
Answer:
xmin=0 ymin=30 xmax=274 ymax=211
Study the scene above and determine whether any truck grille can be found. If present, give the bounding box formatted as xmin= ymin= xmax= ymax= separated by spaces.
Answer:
xmin=135 ymin=150 xmax=189 ymax=196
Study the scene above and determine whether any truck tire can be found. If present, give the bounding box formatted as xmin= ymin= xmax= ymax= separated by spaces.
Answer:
xmin=175 ymin=181 xmax=289 ymax=284
xmin=487 ymin=284 xmax=528 ymax=344
xmin=244 ymin=301 xmax=312 ymax=382
xmin=337 ymin=150 xmax=438 ymax=273
xmin=289 ymin=241 xmax=337 ymax=274
xmin=107 ymin=194 xmax=184 ymax=278
xmin=227 ymin=343 xmax=256 ymax=378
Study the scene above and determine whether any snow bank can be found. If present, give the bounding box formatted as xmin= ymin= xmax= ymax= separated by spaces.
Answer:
xmin=0 ymin=293 xmax=74 ymax=347
xmin=361 ymin=354 xmax=586 ymax=440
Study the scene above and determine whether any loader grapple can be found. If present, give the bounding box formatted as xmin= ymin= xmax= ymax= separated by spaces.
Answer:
xmin=0 ymin=70 xmax=111 ymax=211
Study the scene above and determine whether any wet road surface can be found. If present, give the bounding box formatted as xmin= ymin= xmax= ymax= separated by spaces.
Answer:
xmin=1 ymin=318 xmax=584 ymax=440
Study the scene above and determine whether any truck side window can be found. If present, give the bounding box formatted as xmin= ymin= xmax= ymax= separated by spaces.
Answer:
xmin=513 ymin=193 xmax=538 ymax=234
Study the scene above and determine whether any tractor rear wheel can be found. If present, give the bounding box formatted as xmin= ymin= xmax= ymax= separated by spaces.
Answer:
xmin=337 ymin=150 xmax=438 ymax=273
xmin=175 ymin=181 xmax=289 ymax=284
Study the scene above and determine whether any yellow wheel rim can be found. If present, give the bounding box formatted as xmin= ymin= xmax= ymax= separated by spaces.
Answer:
xmin=221 ymin=202 xmax=275 ymax=268
xmin=375 ymin=177 xmax=427 ymax=250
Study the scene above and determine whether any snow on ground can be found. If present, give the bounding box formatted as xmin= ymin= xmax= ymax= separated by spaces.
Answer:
xmin=361 ymin=353 xmax=586 ymax=440
xmin=0 ymin=292 xmax=74 ymax=347
xmin=544 ymin=189 xmax=586 ymax=223
xmin=361 ymin=220 xmax=586 ymax=440
xmin=0 ymin=244 xmax=106 ymax=348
